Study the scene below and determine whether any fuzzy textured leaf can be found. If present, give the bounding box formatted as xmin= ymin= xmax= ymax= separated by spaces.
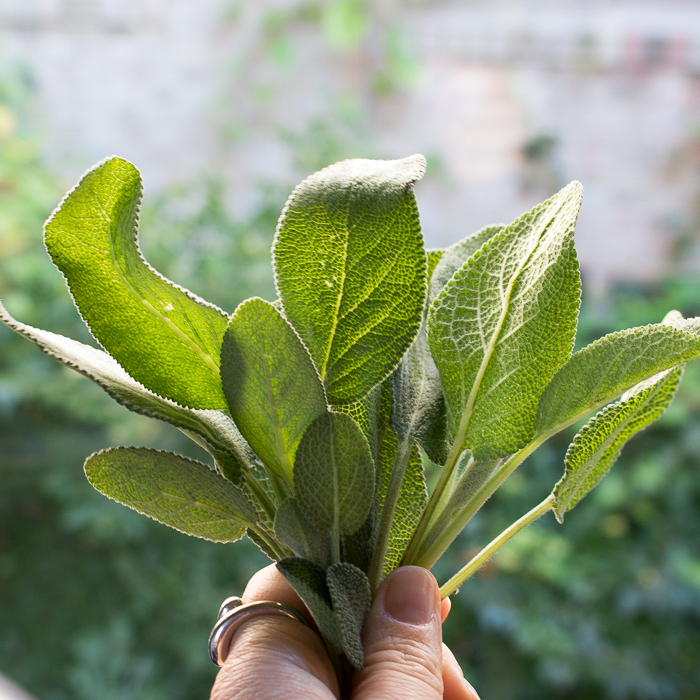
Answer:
xmin=85 ymin=447 xmax=257 ymax=542
xmin=428 ymin=182 xmax=582 ymax=459
xmin=428 ymin=224 xmax=504 ymax=305
xmin=294 ymin=413 xmax=375 ymax=535
xmin=426 ymin=249 xmax=444 ymax=280
xmin=221 ymin=297 xmax=327 ymax=481
xmin=273 ymin=155 xmax=427 ymax=405
xmin=44 ymin=157 xmax=228 ymax=409
xmin=537 ymin=323 xmax=700 ymax=437
xmin=392 ymin=325 xmax=448 ymax=464
xmin=553 ymin=368 xmax=682 ymax=522
xmin=377 ymin=441 xmax=427 ymax=575
xmin=327 ymin=562 xmax=372 ymax=669
xmin=0 ymin=301 xmax=255 ymax=481
xmin=275 ymin=498 xmax=331 ymax=567
xmin=276 ymin=558 xmax=342 ymax=649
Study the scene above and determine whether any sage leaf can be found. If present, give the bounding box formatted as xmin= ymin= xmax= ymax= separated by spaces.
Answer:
xmin=276 ymin=558 xmax=342 ymax=649
xmin=552 ymin=367 xmax=682 ymax=522
xmin=428 ymin=182 xmax=582 ymax=459
xmin=391 ymin=238 xmax=458 ymax=465
xmin=221 ymin=297 xmax=327 ymax=482
xmin=426 ymin=249 xmax=444 ymax=280
xmin=0 ymin=300 xmax=255 ymax=481
xmin=392 ymin=325 xmax=448 ymax=464
xmin=327 ymin=562 xmax=372 ymax=669
xmin=294 ymin=412 xmax=375 ymax=536
xmin=273 ymin=155 xmax=428 ymax=405
xmin=537 ymin=323 xmax=700 ymax=437
xmin=44 ymin=157 xmax=228 ymax=409
xmin=428 ymin=224 xmax=504 ymax=305
xmin=85 ymin=447 xmax=257 ymax=542
xmin=275 ymin=498 xmax=331 ymax=567
xmin=377 ymin=441 xmax=427 ymax=576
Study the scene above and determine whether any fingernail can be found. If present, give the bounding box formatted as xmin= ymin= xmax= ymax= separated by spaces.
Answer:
xmin=384 ymin=566 xmax=437 ymax=625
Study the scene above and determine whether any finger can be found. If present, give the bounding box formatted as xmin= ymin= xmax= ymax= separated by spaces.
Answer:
xmin=352 ymin=566 xmax=443 ymax=700
xmin=441 ymin=597 xmax=451 ymax=623
xmin=210 ymin=564 xmax=339 ymax=700
xmin=442 ymin=644 xmax=481 ymax=700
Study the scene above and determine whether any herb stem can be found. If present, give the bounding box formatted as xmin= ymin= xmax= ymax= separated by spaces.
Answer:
xmin=248 ymin=524 xmax=287 ymax=560
xmin=413 ymin=435 xmax=548 ymax=568
xmin=400 ymin=439 xmax=467 ymax=566
xmin=439 ymin=493 xmax=555 ymax=598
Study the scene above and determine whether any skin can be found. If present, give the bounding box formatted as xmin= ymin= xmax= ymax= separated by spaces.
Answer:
xmin=211 ymin=565 xmax=480 ymax=700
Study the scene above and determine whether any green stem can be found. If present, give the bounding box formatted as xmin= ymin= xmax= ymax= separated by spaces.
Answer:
xmin=400 ymin=439 xmax=468 ymax=567
xmin=439 ymin=494 xmax=555 ymax=598
xmin=413 ymin=435 xmax=548 ymax=569
xmin=247 ymin=523 xmax=287 ymax=560
xmin=367 ymin=438 xmax=413 ymax=591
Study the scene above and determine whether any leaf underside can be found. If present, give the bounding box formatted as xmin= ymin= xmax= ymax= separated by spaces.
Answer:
xmin=44 ymin=157 xmax=228 ymax=409
xmin=277 ymin=558 xmax=342 ymax=649
xmin=0 ymin=301 xmax=254 ymax=481
xmin=552 ymin=367 xmax=682 ymax=522
xmin=293 ymin=412 xmax=375 ymax=535
xmin=537 ymin=323 xmax=700 ymax=437
xmin=85 ymin=447 xmax=257 ymax=542
xmin=327 ymin=562 xmax=373 ymax=669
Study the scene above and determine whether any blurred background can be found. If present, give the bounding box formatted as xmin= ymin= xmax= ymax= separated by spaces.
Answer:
xmin=0 ymin=0 xmax=699 ymax=698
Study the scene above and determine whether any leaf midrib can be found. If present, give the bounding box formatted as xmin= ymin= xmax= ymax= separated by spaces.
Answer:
xmin=452 ymin=210 xmax=559 ymax=454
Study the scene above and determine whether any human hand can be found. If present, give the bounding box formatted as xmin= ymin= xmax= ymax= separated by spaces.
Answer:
xmin=210 ymin=564 xmax=480 ymax=700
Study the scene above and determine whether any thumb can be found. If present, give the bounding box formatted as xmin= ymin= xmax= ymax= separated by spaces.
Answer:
xmin=352 ymin=566 xmax=443 ymax=700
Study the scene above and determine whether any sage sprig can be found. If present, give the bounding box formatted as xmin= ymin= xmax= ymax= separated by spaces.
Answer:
xmin=3 ymin=154 xmax=699 ymax=671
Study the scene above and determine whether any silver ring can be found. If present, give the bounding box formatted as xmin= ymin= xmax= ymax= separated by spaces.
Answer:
xmin=209 ymin=596 xmax=311 ymax=666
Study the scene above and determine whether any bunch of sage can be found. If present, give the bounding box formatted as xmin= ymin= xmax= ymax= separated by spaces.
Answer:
xmin=3 ymin=154 xmax=699 ymax=671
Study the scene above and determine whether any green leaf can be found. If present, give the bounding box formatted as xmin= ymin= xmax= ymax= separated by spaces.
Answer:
xmin=84 ymin=447 xmax=257 ymax=542
xmin=221 ymin=297 xmax=327 ymax=482
xmin=427 ymin=224 xmax=504 ymax=305
xmin=426 ymin=249 xmax=444 ymax=280
xmin=276 ymin=558 xmax=342 ymax=649
xmin=273 ymin=155 xmax=428 ymax=405
xmin=327 ymin=562 xmax=372 ymax=669
xmin=378 ymin=442 xmax=427 ymax=576
xmin=0 ymin=300 xmax=255 ymax=482
xmin=662 ymin=309 xmax=700 ymax=335
xmin=44 ymin=157 xmax=227 ymax=409
xmin=536 ymin=323 xmax=700 ymax=437
xmin=552 ymin=367 xmax=682 ymax=522
xmin=274 ymin=498 xmax=331 ymax=567
xmin=428 ymin=182 xmax=582 ymax=459
xmin=333 ymin=385 xmax=382 ymax=461
xmin=392 ymin=325 xmax=448 ymax=464
xmin=293 ymin=412 xmax=375 ymax=536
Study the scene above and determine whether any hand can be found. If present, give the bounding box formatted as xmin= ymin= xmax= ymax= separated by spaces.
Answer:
xmin=210 ymin=564 xmax=480 ymax=700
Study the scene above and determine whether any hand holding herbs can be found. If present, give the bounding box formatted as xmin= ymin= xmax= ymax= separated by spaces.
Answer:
xmin=3 ymin=154 xmax=700 ymax=671
xmin=211 ymin=564 xmax=479 ymax=700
